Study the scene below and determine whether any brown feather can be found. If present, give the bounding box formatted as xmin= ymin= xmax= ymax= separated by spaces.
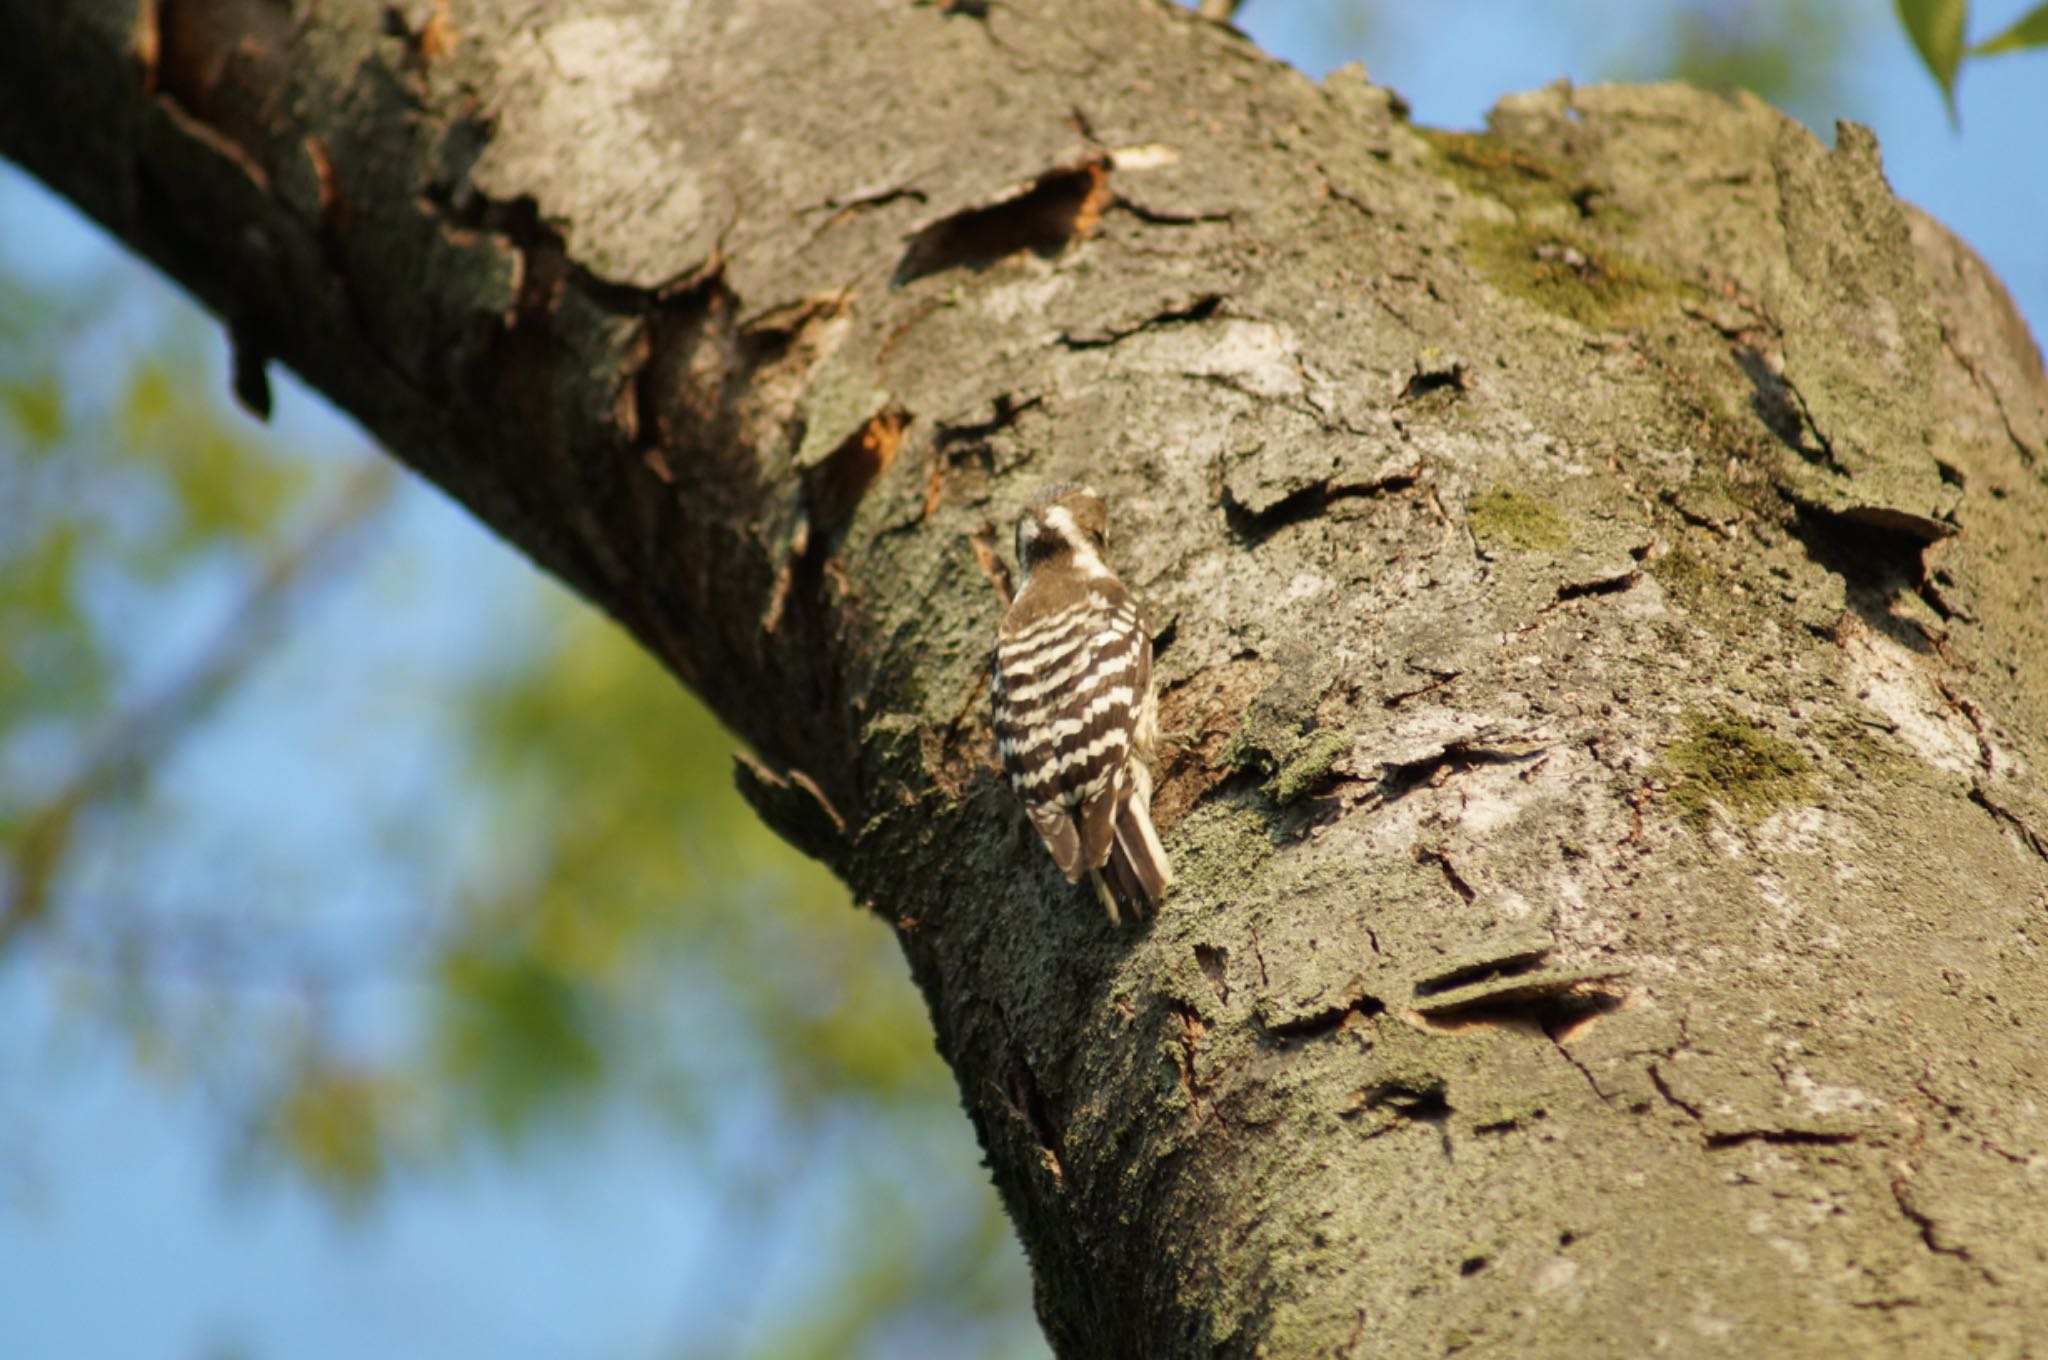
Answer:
xmin=1076 ymin=780 xmax=1120 ymax=873
xmin=1029 ymin=803 xmax=1083 ymax=882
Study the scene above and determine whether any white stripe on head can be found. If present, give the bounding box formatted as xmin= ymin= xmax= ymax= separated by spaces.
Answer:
xmin=1043 ymin=505 xmax=1113 ymax=580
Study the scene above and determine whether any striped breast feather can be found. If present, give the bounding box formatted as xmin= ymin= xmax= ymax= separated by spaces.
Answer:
xmin=994 ymin=593 xmax=1145 ymax=808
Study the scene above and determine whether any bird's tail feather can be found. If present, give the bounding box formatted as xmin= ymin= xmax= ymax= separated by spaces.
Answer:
xmin=1093 ymin=767 xmax=1172 ymax=923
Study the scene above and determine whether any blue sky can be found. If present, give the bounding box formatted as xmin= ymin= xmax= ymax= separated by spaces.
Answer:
xmin=1252 ymin=0 xmax=2048 ymax=343
xmin=1 ymin=6 xmax=2042 ymax=1359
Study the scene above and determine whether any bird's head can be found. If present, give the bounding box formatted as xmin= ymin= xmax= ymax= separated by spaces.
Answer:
xmin=1015 ymin=482 xmax=1110 ymax=582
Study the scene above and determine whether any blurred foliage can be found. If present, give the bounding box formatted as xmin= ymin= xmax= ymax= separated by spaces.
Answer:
xmin=0 ymin=176 xmax=1038 ymax=1356
xmin=0 ymin=262 xmax=366 ymax=944
xmin=1642 ymin=0 xmax=1865 ymax=124
xmin=1896 ymin=0 xmax=2048 ymax=115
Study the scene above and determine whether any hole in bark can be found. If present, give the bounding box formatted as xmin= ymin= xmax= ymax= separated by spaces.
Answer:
xmin=1400 ymin=360 xmax=1469 ymax=401
xmin=1459 ymin=1255 xmax=1489 ymax=1276
xmin=1362 ymin=1076 xmax=1450 ymax=1124
xmin=894 ymin=160 xmax=1111 ymax=285
xmin=1194 ymin=944 xmax=1230 ymax=1005
xmin=1415 ymin=982 xmax=1627 ymax=1037
xmin=1553 ymin=569 xmax=1640 ymax=603
xmin=1788 ymin=503 xmax=1955 ymax=646
xmin=810 ymin=407 xmax=911 ymax=535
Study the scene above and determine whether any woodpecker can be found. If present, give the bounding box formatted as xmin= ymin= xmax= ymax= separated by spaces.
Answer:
xmin=992 ymin=484 xmax=1173 ymax=923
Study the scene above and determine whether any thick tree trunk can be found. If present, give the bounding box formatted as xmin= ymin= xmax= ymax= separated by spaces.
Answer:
xmin=7 ymin=1 xmax=2048 ymax=1353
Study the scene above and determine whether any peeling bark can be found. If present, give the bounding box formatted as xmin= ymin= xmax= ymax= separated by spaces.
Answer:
xmin=6 ymin=2 xmax=2048 ymax=1355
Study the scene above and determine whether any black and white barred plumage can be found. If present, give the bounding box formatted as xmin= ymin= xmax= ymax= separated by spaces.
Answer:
xmin=992 ymin=484 xmax=1172 ymax=923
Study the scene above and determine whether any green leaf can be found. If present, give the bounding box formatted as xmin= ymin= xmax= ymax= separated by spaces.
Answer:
xmin=1895 ymin=0 xmax=1968 ymax=116
xmin=1970 ymin=1 xmax=2048 ymax=54
xmin=433 ymin=942 xmax=608 ymax=1138
xmin=1 ymin=375 xmax=65 ymax=449
xmin=272 ymin=1062 xmax=396 ymax=1205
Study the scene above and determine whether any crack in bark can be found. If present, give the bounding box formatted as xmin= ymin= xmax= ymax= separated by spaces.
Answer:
xmin=764 ymin=407 xmax=912 ymax=635
xmin=1934 ymin=679 xmax=1999 ymax=775
xmin=1381 ymin=666 xmax=1459 ymax=708
xmin=1472 ymin=1109 xmax=1544 ymax=1136
xmin=731 ymin=753 xmax=849 ymax=864
xmin=1268 ymin=990 xmax=1385 ymax=1043
xmin=1967 ymin=786 xmax=2048 ymax=864
xmin=1551 ymin=1031 xmax=1614 ymax=1105
xmin=1703 ymin=1128 xmax=1859 ymax=1149
xmin=1003 ymin=1060 xmax=1069 ymax=1193
xmin=801 ymin=184 xmax=930 ymax=244
xmin=1166 ymin=999 xmax=1210 ymax=1123
xmin=1311 ymin=163 xmax=1378 ymax=224
xmin=1741 ymin=348 xmax=1852 ymax=478
xmin=1221 ymin=468 xmax=1419 ymax=546
xmin=1413 ymin=947 xmax=1550 ymax=997
xmin=1378 ymin=739 xmax=1546 ymax=802
xmin=1647 ymin=1062 xmax=1704 ymax=1121
xmin=1107 ymin=196 xmax=1236 ymax=228
xmin=1940 ymin=322 xmax=2042 ymax=469
xmin=968 ymin=519 xmax=1015 ymax=608
xmin=1549 ymin=568 xmax=1642 ymax=606
xmin=153 ymin=0 xmax=294 ymax=180
xmin=1890 ymin=1172 xmax=1997 ymax=1284
xmin=1056 ymin=292 xmax=1222 ymax=349
xmin=1412 ymin=845 xmax=1478 ymax=905
xmin=1346 ymin=1075 xmax=1453 ymax=1156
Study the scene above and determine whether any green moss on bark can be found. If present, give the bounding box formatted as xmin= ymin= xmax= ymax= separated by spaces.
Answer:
xmin=1419 ymin=129 xmax=1578 ymax=215
xmin=1661 ymin=714 xmax=1815 ymax=826
xmin=1460 ymin=220 xmax=1692 ymax=329
xmin=1469 ymin=488 xmax=1571 ymax=552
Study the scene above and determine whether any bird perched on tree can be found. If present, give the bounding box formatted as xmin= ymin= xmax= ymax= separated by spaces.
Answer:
xmin=991 ymin=484 xmax=1172 ymax=923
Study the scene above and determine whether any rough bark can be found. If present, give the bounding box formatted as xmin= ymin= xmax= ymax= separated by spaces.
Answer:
xmin=7 ymin=1 xmax=2048 ymax=1354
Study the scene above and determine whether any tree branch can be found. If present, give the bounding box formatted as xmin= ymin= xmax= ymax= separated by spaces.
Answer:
xmin=6 ymin=2 xmax=2048 ymax=1352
